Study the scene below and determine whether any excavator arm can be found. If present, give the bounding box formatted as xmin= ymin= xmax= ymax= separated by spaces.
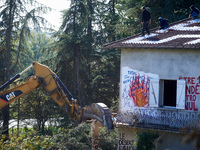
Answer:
xmin=0 ymin=76 xmax=40 ymax=109
xmin=0 ymin=62 xmax=113 ymax=130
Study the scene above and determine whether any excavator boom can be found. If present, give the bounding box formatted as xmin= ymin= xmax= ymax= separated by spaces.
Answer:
xmin=0 ymin=76 xmax=40 ymax=109
xmin=0 ymin=62 xmax=113 ymax=130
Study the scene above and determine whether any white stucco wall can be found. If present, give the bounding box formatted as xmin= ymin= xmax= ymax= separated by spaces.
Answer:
xmin=121 ymin=48 xmax=200 ymax=79
xmin=120 ymin=48 xmax=200 ymax=112
xmin=118 ymin=48 xmax=200 ymax=150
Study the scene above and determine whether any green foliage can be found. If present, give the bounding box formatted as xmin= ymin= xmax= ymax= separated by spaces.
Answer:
xmin=0 ymin=0 xmax=53 ymax=71
xmin=0 ymin=134 xmax=55 ymax=150
xmin=9 ymin=87 xmax=74 ymax=136
xmin=26 ymin=31 xmax=57 ymax=63
xmin=52 ymin=123 xmax=91 ymax=149
xmin=52 ymin=123 xmax=118 ymax=150
xmin=136 ymin=132 xmax=158 ymax=150
xmin=98 ymin=127 xmax=118 ymax=150
xmin=1 ymin=123 xmax=117 ymax=150
xmin=56 ymin=0 xmax=121 ymax=107
xmin=90 ymin=48 xmax=120 ymax=107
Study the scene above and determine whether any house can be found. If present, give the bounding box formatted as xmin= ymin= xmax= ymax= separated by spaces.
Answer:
xmin=104 ymin=18 xmax=200 ymax=150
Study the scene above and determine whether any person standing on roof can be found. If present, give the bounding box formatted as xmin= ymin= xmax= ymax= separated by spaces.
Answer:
xmin=141 ymin=6 xmax=151 ymax=36
xmin=189 ymin=5 xmax=199 ymax=19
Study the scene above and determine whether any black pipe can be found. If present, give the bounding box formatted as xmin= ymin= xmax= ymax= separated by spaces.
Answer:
xmin=0 ymin=74 xmax=20 ymax=91
xmin=55 ymin=76 xmax=74 ymax=100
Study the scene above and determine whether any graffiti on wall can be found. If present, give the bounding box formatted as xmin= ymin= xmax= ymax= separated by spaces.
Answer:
xmin=121 ymin=67 xmax=200 ymax=112
xmin=121 ymin=67 xmax=158 ymax=112
xmin=128 ymin=74 xmax=150 ymax=108
xmin=118 ymin=133 xmax=135 ymax=150
xmin=179 ymin=76 xmax=200 ymax=111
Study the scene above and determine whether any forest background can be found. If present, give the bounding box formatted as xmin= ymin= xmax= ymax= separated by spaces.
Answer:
xmin=0 ymin=0 xmax=199 ymax=149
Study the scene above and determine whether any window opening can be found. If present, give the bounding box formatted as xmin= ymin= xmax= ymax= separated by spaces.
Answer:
xmin=163 ymin=80 xmax=177 ymax=107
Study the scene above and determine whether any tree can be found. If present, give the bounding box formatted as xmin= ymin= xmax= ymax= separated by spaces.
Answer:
xmin=0 ymin=0 xmax=51 ymax=137
xmin=58 ymin=0 xmax=91 ymax=106
xmin=89 ymin=0 xmax=120 ymax=107
xmin=27 ymin=31 xmax=57 ymax=63
xmin=90 ymin=48 xmax=120 ymax=107
xmin=18 ymin=88 xmax=63 ymax=134
xmin=56 ymin=0 xmax=121 ymax=108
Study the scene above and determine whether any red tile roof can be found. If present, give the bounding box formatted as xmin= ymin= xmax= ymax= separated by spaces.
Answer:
xmin=103 ymin=18 xmax=200 ymax=49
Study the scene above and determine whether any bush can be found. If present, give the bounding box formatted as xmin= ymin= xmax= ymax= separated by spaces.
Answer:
xmin=0 ymin=122 xmax=118 ymax=150
xmin=0 ymin=134 xmax=55 ymax=149
xmin=53 ymin=123 xmax=118 ymax=150
xmin=136 ymin=132 xmax=158 ymax=150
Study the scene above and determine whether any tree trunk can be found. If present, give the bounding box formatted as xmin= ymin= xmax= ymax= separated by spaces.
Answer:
xmin=73 ymin=44 xmax=82 ymax=106
xmin=87 ymin=0 xmax=92 ymax=80
xmin=3 ymin=0 xmax=14 ymax=137
xmin=73 ymin=45 xmax=77 ymax=97
xmin=42 ymin=121 xmax=45 ymax=134
xmin=76 ymin=45 xmax=81 ymax=105
xmin=17 ymin=99 xmax=20 ymax=137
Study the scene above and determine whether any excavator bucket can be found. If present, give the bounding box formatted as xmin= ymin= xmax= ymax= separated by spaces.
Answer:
xmin=83 ymin=103 xmax=114 ymax=130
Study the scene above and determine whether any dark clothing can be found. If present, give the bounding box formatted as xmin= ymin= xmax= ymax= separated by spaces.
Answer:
xmin=142 ymin=21 xmax=150 ymax=36
xmin=190 ymin=6 xmax=199 ymax=19
xmin=159 ymin=19 xmax=169 ymax=29
xmin=142 ymin=9 xmax=151 ymax=22
xmin=141 ymin=9 xmax=151 ymax=36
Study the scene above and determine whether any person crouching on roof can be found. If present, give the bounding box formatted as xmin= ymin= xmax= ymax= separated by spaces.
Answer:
xmin=189 ymin=5 xmax=199 ymax=19
xmin=158 ymin=17 xmax=169 ymax=29
xmin=141 ymin=6 xmax=151 ymax=36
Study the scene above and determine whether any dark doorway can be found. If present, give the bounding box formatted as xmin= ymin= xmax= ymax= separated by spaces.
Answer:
xmin=164 ymin=80 xmax=177 ymax=107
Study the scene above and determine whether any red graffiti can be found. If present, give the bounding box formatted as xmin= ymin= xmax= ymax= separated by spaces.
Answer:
xmin=186 ymin=84 xmax=200 ymax=94
xmin=197 ymin=76 xmax=200 ymax=84
xmin=179 ymin=76 xmax=195 ymax=84
xmin=186 ymin=95 xmax=196 ymax=101
xmin=128 ymin=74 xmax=149 ymax=107
xmin=185 ymin=102 xmax=198 ymax=111
xmin=180 ymin=75 xmax=199 ymax=111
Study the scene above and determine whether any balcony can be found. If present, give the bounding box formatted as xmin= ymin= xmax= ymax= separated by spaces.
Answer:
xmin=116 ymin=108 xmax=200 ymax=132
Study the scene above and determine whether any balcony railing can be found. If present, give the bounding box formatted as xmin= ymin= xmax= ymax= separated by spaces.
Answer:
xmin=116 ymin=108 xmax=200 ymax=132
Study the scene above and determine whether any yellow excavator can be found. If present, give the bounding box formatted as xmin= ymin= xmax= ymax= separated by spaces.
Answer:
xmin=0 ymin=62 xmax=113 ymax=132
